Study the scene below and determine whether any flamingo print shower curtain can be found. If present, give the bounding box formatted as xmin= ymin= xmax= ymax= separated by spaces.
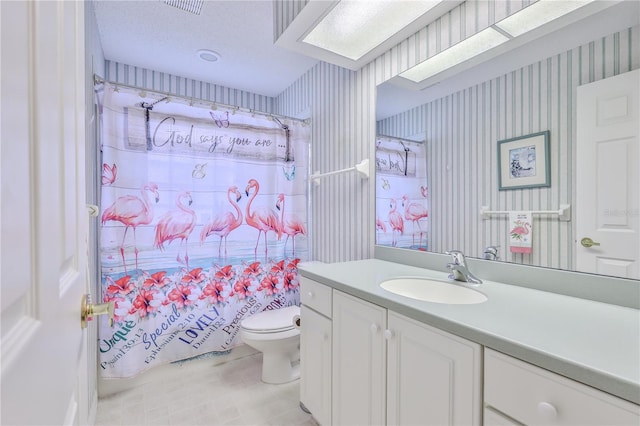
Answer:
xmin=375 ymin=136 xmax=429 ymax=250
xmin=97 ymin=82 xmax=309 ymax=378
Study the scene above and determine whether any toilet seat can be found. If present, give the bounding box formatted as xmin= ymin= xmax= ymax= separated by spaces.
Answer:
xmin=241 ymin=305 xmax=300 ymax=333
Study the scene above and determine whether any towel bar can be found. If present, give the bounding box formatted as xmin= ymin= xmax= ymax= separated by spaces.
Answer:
xmin=480 ymin=204 xmax=571 ymax=221
xmin=310 ymin=159 xmax=369 ymax=184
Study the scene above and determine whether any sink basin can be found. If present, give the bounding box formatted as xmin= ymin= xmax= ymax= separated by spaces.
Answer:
xmin=380 ymin=278 xmax=488 ymax=304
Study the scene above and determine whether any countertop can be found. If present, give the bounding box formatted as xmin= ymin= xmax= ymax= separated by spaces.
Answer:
xmin=298 ymin=259 xmax=640 ymax=405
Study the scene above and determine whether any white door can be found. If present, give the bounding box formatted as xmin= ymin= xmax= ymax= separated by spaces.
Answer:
xmin=1 ymin=1 xmax=89 ymax=424
xmin=576 ymin=69 xmax=640 ymax=279
xmin=332 ymin=291 xmax=387 ymax=426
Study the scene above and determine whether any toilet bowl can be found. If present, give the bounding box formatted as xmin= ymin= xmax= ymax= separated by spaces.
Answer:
xmin=239 ymin=305 xmax=301 ymax=384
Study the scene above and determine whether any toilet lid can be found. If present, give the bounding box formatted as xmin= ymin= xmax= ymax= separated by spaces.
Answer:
xmin=241 ymin=305 xmax=300 ymax=332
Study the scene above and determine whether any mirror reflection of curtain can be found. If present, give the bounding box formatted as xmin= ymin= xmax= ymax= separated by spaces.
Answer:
xmin=97 ymin=82 xmax=309 ymax=378
xmin=375 ymin=136 xmax=428 ymax=250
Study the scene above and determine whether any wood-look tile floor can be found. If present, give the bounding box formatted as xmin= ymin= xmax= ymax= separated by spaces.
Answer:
xmin=95 ymin=352 xmax=315 ymax=425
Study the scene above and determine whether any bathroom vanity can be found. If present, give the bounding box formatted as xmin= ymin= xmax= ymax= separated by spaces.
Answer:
xmin=298 ymin=258 xmax=640 ymax=426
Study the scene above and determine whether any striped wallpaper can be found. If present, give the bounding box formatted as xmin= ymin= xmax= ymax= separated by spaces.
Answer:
xmin=275 ymin=62 xmax=374 ymax=262
xmin=273 ymin=0 xmax=309 ymax=42
xmin=377 ymin=25 xmax=640 ymax=270
xmin=104 ymin=61 xmax=276 ymax=113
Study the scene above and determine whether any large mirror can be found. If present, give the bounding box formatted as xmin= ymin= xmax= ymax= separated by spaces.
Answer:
xmin=375 ymin=1 xmax=639 ymax=279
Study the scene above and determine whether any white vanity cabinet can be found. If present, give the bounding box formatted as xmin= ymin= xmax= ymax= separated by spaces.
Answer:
xmin=299 ymin=277 xmax=332 ymax=426
xmin=301 ymin=275 xmax=639 ymax=426
xmin=484 ymin=348 xmax=640 ymax=425
xmin=332 ymin=289 xmax=482 ymax=426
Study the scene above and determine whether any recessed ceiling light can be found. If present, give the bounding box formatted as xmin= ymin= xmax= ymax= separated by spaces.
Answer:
xmin=391 ymin=0 xmax=612 ymax=89
xmin=197 ymin=49 xmax=220 ymax=62
xmin=400 ymin=27 xmax=509 ymax=83
xmin=276 ymin=0 xmax=462 ymax=70
xmin=495 ymin=0 xmax=595 ymax=38
xmin=303 ymin=0 xmax=446 ymax=61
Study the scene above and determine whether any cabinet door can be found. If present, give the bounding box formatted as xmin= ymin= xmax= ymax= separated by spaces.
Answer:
xmin=300 ymin=305 xmax=332 ymax=426
xmin=386 ymin=312 xmax=482 ymax=426
xmin=332 ymin=291 xmax=387 ymax=426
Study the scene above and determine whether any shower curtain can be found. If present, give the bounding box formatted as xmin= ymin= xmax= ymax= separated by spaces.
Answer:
xmin=97 ymin=82 xmax=309 ymax=378
xmin=375 ymin=136 xmax=429 ymax=250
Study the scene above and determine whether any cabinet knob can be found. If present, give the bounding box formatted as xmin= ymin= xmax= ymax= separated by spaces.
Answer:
xmin=537 ymin=401 xmax=558 ymax=420
xmin=384 ymin=329 xmax=394 ymax=340
xmin=370 ymin=324 xmax=379 ymax=333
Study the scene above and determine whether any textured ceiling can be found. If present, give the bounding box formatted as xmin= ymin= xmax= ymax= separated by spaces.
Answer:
xmin=93 ymin=0 xmax=319 ymax=97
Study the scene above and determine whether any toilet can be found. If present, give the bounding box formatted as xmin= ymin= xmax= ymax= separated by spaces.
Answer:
xmin=239 ymin=305 xmax=301 ymax=384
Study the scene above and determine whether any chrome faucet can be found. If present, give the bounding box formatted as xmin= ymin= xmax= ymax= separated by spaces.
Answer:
xmin=446 ymin=250 xmax=482 ymax=285
xmin=483 ymin=245 xmax=499 ymax=261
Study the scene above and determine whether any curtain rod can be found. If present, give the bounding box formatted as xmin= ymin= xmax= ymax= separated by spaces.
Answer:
xmin=93 ymin=75 xmax=310 ymax=125
xmin=377 ymin=134 xmax=425 ymax=144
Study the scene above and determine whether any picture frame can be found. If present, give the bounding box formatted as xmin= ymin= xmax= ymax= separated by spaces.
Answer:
xmin=497 ymin=130 xmax=550 ymax=190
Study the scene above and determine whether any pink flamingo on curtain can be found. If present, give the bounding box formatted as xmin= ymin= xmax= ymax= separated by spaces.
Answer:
xmin=154 ymin=191 xmax=196 ymax=269
xmin=276 ymin=193 xmax=306 ymax=257
xmin=200 ymin=186 xmax=243 ymax=258
xmin=245 ymin=179 xmax=281 ymax=259
xmin=101 ymin=183 xmax=160 ymax=273
xmin=402 ymin=194 xmax=428 ymax=247
xmin=388 ymin=198 xmax=404 ymax=247
xmin=376 ymin=216 xmax=387 ymax=233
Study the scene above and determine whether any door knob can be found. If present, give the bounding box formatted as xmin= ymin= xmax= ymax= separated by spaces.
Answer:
xmin=580 ymin=237 xmax=601 ymax=248
xmin=81 ymin=294 xmax=114 ymax=329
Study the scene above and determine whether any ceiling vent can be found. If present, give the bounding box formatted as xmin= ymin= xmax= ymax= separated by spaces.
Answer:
xmin=163 ymin=0 xmax=204 ymax=15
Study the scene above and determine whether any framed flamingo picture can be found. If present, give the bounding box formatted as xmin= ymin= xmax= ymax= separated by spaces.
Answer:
xmin=497 ymin=130 xmax=551 ymax=190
